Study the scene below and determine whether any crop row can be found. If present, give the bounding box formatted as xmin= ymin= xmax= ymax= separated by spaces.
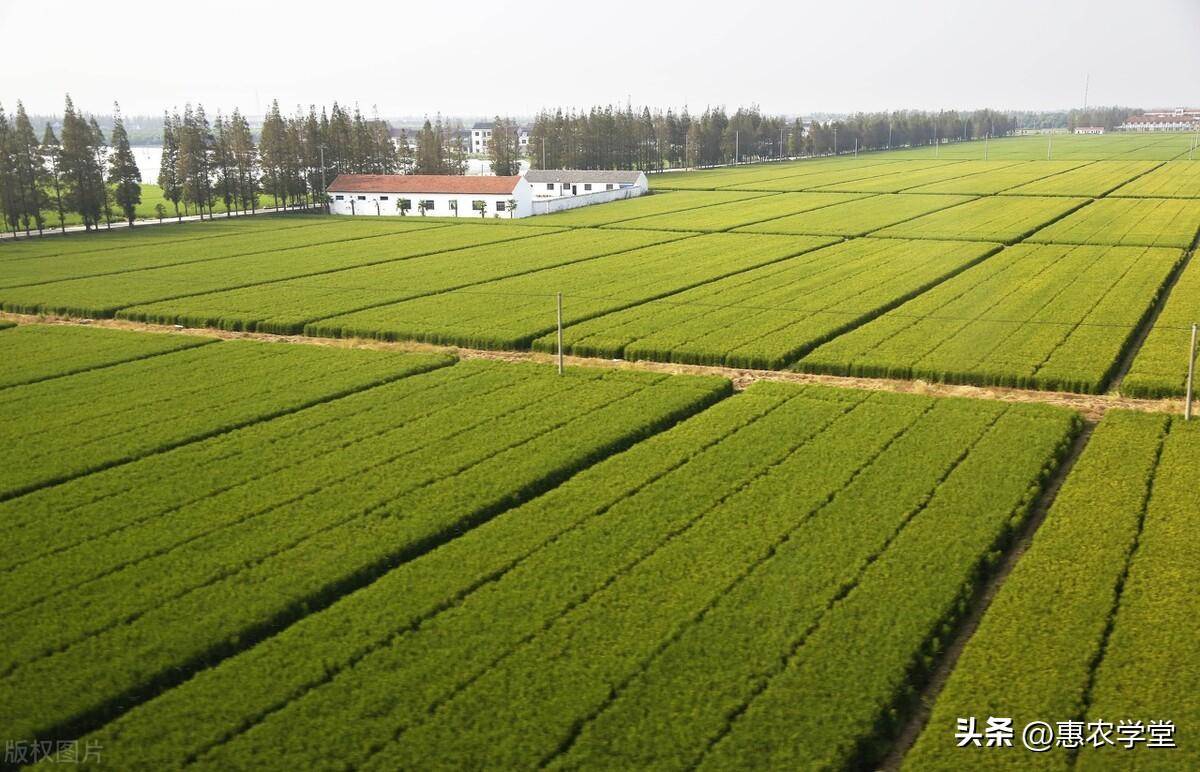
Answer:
xmin=105 ymin=384 xmax=1079 ymax=770
xmin=1027 ymin=197 xmax=1200 ymax=249
xmin=721 ymin=159 xmax=948 ymax=192
xmin=799 ymin=243 xmax=1183 ymax=393
xmin=905 ymin=410 xmax=1198 ymax=770
xmin=1122 ymin=254 xmax=1200 ymax=397
xmin=883 ymin=134 xmax=1186 ymax=162
xmin=1110 ymin=160 xmax=1200 ymax=198
xmin=649 ymin=157 xmax=898 ymax=191
xmin=910 ymin=161 xmax=1088 ymax=195
xmin=0 ymin=338 xmax=450 ymax=499
xmin=737 ymin=193 xmax=976 ymax=236
xmin=118 ymin=227 xmax=683 ymax=333
xmin=0 ymin=324 xmax=211 ymax=389
xmin=308 ymin=232 xmax=837 ymax=349
xmin=0 ymin=213 xmax=323 ymax=263
xmin=874 ymin=195 xmax=1090 ymax=244
xmin=811 ymin=161 xmax=1025 ymax=194
xmin=0 ymin=222 xmax=558 ymax=317
xmin=520 ymin=189 xmax=764 ymax=227
xmin=0 ymin=354 xmax=728 ymax=745
xmin=605 ymin=191 xmax=865 ymax=232
xmin=1004 ymin=160 xmax=1162 ymax=197
xmin=539 ymin=238 xmax=999 ymax=369
xmin=0 ymin=217 xmax=421 ymax=288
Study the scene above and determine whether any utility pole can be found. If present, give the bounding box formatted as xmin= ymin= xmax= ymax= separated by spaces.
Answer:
xmin=833 ymin=126 xmax=838 ymax=156
xmin=542 ymin=137 xmax=546 ymax=168
xmin=1047 ymin=135 xmax=1053 ymax=160
xmin=735 ymin=130 xmax=739 ymax=165
xmin=1082 ymin=72 xmax=1090 ymax=111
xmin=556 ymin=293 xmax=564 ymax=376
xmin=319 ymin=145 xmax=327 ymax=213
xmin=780 ymin=126 xmax=784 ymax=159
xmin=984 ymin=133 xmax=989 ymax=161
xmin=1186 ymin=322 xmax=1197 ymax=421
xmin=887 ymin=121 xmax=892 ymax=149
xmin=854 ymin=137 xmax=858 ymax=158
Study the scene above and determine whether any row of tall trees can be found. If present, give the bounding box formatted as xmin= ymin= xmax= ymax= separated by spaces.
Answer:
xmin=526 ymin=105 xmax=1020 ymax=171
xmin=0 ymin=96 xmax=141 ymax=235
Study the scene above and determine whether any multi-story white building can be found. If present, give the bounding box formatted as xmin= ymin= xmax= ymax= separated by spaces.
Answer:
xmin=327 ymin=174 xmax=533 ymax=218
xmin=471 ymin=122 xmax=531 ymax=154
xmin=524 ymin=170 xmax=649 ymax=199
xmin=1118 ymin=109 xmax=1200 ymax=132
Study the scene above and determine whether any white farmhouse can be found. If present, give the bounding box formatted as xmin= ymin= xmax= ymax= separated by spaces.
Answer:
xmin=524 ymin=170 xmax=649 ymax=199
xmin=327 ymin=174 xmax=533 ymax=218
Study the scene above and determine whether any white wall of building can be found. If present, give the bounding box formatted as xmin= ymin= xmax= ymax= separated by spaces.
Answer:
xmin=529 ymin=173 xmax=649 ymax=200
xmin=530 ymin=185 xmax=647 ymax=215
xmin=329 ymin=178 xmax=534 ymax=219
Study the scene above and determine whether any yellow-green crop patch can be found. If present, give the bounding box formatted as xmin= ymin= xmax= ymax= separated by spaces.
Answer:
xmin=798 ymin=243 xmax=1184 ymax=393
xmin=873 ymin=195 xmax=1089 ymax=244
xmin=1122 ymin=254 xmax=1200 ymax=398
xmin=1109 ymin=160 xmax=1200 ymax=198
xmin=119 ymin=228 xmax=684 ymax=334
xmin=735 ymin=193 xmax=976 ymax=236
xmin=604 ymin=192 xmax=867 ymax=232
xmin=907 ymin=160 xmax=1087 ymax=194
xmin=0 ymin=223 xmax=560 ymax=318
xmin=724 ymin=159 xmax=948 ymax=192
xmin=309 ymin=233 xmax=837 ymax=349
xmin=1002 ymin=160 xmax=1162 ymax=197
xmin=520 ymin=190 xmax=768 ymax=226
xmin=1027 ymin=197 xmax=1200 ymax=249
xmin=534 ymin=238 xmax=998 ymax=369
xmin=811 ymin=161 xmax=1023 ymax=193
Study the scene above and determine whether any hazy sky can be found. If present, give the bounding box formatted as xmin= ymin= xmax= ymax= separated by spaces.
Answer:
xmin=2 ymin=0 xmax=1197 ymax=118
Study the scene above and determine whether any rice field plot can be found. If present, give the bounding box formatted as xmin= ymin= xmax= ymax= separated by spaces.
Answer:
xmin=908 ymin=161 xmax=1088 ymax=195
xmin=648 ymin=157 xmax=890 ymax=191
xmin=119 ymin=228 xmax=685 ymax=334
xmin=873 ymin=195 xmax=1090 ymax=244
xmin=1109 ymin=160 xmax=1200 ymax=198
xmin=0 ymin=222 xmax=560 ymax=318
xmin=1002 ymin=160 xmax=1163 ymax=197
xmin=518 ymin=189 xmax=767 ymax=226
xmin=1122 ymin=254 xmax=1200 ymax=397
xmin=0 ymin=337 xmax=451 ymax=500
xmin=0 ymin=214 xmax=323 ymax=262
xmin=799 ymin=243 xmax=1184 ymax=393
xmin=1027 ymin=197 xmax=1200 ymax=249
xmin=812 ymin=161 xmax=1024 ymax=193
xmin=73 ymin=381 xmax=1077 ymax=771
xmin=604 ymin=191 xmax=867 ymax=232
xmin=537 ymin=238 xmax=998 ymax=369
xmin=724 ymin=159 xmax=950 ymax=192
xmin=309 ymin=233 xmax=837 ymax=348
xmin=904 ymin=410 xmax=1199 ymax=771
xmin=0 ymin=324 xmax=211 ymax=388
xmin=736 ymin=193 xmax=976 ymax=237
xmin=0 ymin=349 xmax=728 ymax=751
xmin=0 ymin=218 xmax=444 ymax=289
xmin=883 ymin=134 xmax=1175 ymax=161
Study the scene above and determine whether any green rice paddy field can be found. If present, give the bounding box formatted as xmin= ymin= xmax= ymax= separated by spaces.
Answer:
xmin=3 ymin=133 xmax=1198 ymax=769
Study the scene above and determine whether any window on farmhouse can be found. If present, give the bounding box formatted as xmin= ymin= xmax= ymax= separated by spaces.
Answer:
xmin=496 ymin=200 xmax=507 ymax=212
xmin=420 ymin=199 xmax=435 ymax=210
xmin=584 ymin=184 xmax=592 ymax=191
xmin=357 ymin=195 xmax=366 ymax=200
xmin=546 ymin=183 xmax=554 ymax=190
xmin=335 ymin=195 xmax=344 ymax=200
xmin=607 ymin=184 xmax=614 ymax=190
xmin=380 ymin=196 xmax=389 ymax=201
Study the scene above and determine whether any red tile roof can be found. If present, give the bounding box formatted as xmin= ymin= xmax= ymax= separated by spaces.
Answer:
xmin=327 ymin=174 xmax=522 ymax=195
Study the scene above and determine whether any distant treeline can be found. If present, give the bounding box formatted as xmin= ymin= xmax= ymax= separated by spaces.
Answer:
xmin=525 ymin=105 xmax=1020 ymax=171
xmin=0 ymin=95 xmax=474 ymax=234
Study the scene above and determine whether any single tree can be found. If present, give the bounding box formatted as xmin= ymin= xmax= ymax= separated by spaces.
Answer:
xmin=154 ymin=202 xmax=166 ymax=222
xmin=158 ymin=111 xmax=183 ymax=220
xmin=11 ymin=102 xmax=48 ymax=234
xmin=108 ymin=103 xmax=142 ymax=226
xmin=41 ymin=124 xmax=67 ymax=232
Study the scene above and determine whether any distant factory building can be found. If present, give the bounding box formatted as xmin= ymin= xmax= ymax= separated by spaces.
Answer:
xmin=1073 ymin=126 xmax=1105 ymax=135
xmin=326 ymin=174 xmax=533 ymax=218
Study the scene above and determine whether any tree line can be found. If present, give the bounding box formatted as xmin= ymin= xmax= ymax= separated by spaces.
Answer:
xmin=0 ymin=95 xmax=475 ymax=235
xmin=526 ymin=105 xmax=1022 ymax=171
xmin=0 ymin=96 xmax=142 ymax=235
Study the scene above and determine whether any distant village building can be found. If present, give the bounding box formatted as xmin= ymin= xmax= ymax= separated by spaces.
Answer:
xmin=1073 ymin=126 xmax=1105 ymax=135
xmin=524 ymin=170 xmax=649 ymax=199
xmin=471 ymin=122 xmax=531 ymax=154
xmin=326 ymin=174 xmax=533 ymax=218
xmin=1118 ymin=109 xmax=1200 ymax=132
